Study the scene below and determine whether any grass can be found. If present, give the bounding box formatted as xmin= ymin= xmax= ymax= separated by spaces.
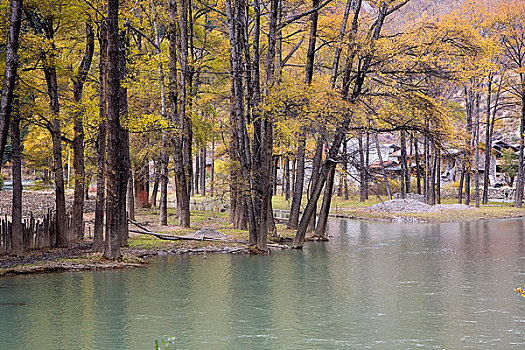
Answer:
xmin=336 ymin=204 xmax=525 ymax=223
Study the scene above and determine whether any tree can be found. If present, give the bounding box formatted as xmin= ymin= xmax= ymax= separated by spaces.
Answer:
xmin=0 ymin=0 xmax=23 ymax=168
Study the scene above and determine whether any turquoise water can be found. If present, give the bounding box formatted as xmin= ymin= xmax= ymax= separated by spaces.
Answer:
xmin=0 ymin=218 xmax=524 ymax=349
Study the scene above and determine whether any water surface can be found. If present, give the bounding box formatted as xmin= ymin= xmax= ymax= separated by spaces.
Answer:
xmin=0 ymin=218 xmax=524 ymax=349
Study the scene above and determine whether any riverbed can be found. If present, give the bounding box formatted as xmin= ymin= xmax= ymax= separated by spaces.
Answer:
xmin=0 ymin=218 xmax=524 ymax=349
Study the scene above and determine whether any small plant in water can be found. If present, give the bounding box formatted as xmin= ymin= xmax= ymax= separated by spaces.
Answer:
xmin=155 ymin=336 xmax=177 ymax=350
xmin=514 ymin=283 xmax=525 ymax=298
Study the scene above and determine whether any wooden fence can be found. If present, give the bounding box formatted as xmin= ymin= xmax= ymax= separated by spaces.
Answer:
xmin=0 ymin=210 xmax=77 ymax=254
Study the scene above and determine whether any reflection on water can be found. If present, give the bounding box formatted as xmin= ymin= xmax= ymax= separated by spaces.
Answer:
xmin=0 ymin=218 xmax=524 ymax=349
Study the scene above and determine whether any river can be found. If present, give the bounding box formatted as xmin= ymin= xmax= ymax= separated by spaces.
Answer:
xmin=0 ymin=218 xmax=524 ymax=349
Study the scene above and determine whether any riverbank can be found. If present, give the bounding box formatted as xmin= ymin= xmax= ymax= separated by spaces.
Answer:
xmin=3 ymin=194 xmax=525 ymax=276
xmin=0 ymin=207 xmax=293 ymax=277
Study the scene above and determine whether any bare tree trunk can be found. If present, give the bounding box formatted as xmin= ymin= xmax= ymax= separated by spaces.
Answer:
xmin=343 ymin=139 xmax=349 ymax=200
xmin=170 ymin=0 xmax=190 ymax=226
xmin=308 ymin=137 xmax=323 ymax=230
xmin=288 ymin=131 xmax=305 ymax=229
xmin=400 ymin=130 xmax=407 ymax=199
xmin=200 ymin=145 xmax=206 ymax=195
xmin=104 ymin=0 xmax=122 ymax=259
xmin=436 ymin=147 xmax=441 ymax=204
xmin=72 ymin=23 xmax=94 ymax=241
xmin=284 ymin=156 xmax=290 ymax=200
xmin=127 ymin=174 xmax=135 ymax=220
xmin=152 ymin=1 xmax=169 ymax=222
xmin=0 ymin=0 xmax=22 ymax=170
xmin=44 ymin=65 xmax=68 ymax=247
xmin=195 ymin=153 xmax=200 ymax=194
xmin=375 ymin=131 xmax=391 ymax=199
xmin=94 ymin=21 xmax=107 ymax=253
xmin=358 ymin=132 xmax=367 ymax=202
xmin=150 ymin=161 xmax=159 ymax=207
xmin=211 ymin=136 xmax=215 ymax=196
xmin=483 ymin=76 xmax=493 ymax=205
xmin=415 ymin=137 xmax=421 ymax=195
xmin=430 ymin=144 xmax=436 ymax=205
xmin=118 ymin=29 xmax=130 ymax=247
xmin=315 ymin=162 xmax=335 ymax=240
xmin=516 ymin=92 xmax=525 ymax=207
xmin=11 ymin=93 xmax=23 ymax=255
xmin=474 ymin=93 xmax=481 ymax=208
xmin=330 ymin=0 xmax=353 ymax=87
xmin=159 ymin=154 xmax=168 ymax=225
xmin=458 ymin=168 xmax=465 ymax=204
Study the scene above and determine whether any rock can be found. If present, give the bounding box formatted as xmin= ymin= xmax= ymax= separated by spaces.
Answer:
xmin=184 ymin=227 xmax=232 ymax=239
xmin=368 ymin=199 xmax=475 ymax=213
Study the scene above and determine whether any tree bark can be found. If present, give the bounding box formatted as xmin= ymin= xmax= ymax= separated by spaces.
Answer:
xmin=104 ymin=0 xmax=122 ymax=259
xmin=117 ymin=29 xmax=130 ymax=247
xmin=330 ymin=0 xmax=353 ymax=87
xmin=284 ymin=156 xmax=290 ymax=200
xmin=375 ymin=131 xmax=391 ymax=199
xmin=200 ymin=145 xmax=206 ymax=195
xmin=10 ymin=94 xmax=23 ymax=255
xmin=72 ymin=23 xmax=95 ymax=241
xmin=516 ymin=92 xmax=525 ymax=207
xmin=415 ymin=136 xmax=421 ymax=195
xmin=483 ymin=76 xmax=493 ymax=205
xmin=94 ymin=21 xmax=107 ymax=253
xmin=44 ymin=63 xmax=68 ymax=247
xmin=152 ymin=1 xmax=169 ymax=222
xmin=315 ymin=162 xmax=335 ymax=240
xmin=400 ymin=130 xmax=407 ymax=199
xmin=0 ymin=0 xmax=22 ymax=170
xmin=288 ymin=130 xmax=305 ymax=229
xmin=308 ymin=137 xmax=323 ymax=230
xmin=474 ymin=93 xmax=481 ymax=207
xmin=170 ymin=0 xmax=191 ymax=226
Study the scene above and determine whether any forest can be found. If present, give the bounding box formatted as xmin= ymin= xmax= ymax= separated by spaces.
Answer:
xmin=0 ymin=0 xmax=525 ymax=260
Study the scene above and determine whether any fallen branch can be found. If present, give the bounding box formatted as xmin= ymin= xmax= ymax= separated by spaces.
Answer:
xmin=128 ymin=219 xmax=290 ymax=249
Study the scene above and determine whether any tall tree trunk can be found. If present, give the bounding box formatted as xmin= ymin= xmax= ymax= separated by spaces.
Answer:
xmin=94 ymin=21 xmax=107 ymax=253
xmin=72 ymin=23 xmax=94 ymax=241
xmin=118 ymin=29 xmax=130 ymax=247
xmin=288 ymin=131 xmax=305 ymax=229
xmin=308 ymin=137 xmax=323 ymax=230
xmin=159 ymin=153 xmax=168 ymax=225
xmin=358 ymin=132 xmax=367 ymax=201
xmin=150 ymin=161 xmax=159 ymax=207
xmin=315 ymin=161 xmax=335 ymax=240
xmin=330 ymin=0 xmax=353 ymax=87
xmin=104 ymin=0 xmax=122 ymax=259
xmin=375 ymin=131 xmax=391 ymax=199
xmin=400 ymin=130 xmax=407 ymax=199
xmin=483 ymin=76 xmax=493 ymax=205
xmin=127 ymin=174 xmax=135 ymax=220
xmin=44 ymin=64 xmax=68 ymax=247
xmin=284 ymin=156 xmax=290 ymax=200
xmin=170 ymin=0 xmax=190 ymax=226
xmin=436 ymin=147 xmax=441 ymax=204
xmin=458 ymin=168 xmax=465 ymax=204
xmin=516 ymin=92 xmax=525 ymax=207
xmin=153 ymin=1 xmax=169 ymax=222
xmin=211 ymin=136 xmax=215 ymax=196
xmin=11 ymin=93 xmax=23 ymax=255
xmin=474 ymin=93 xmax=481 ymax=207
xmin=195 ymin=153 xmax=200 ymax=194
xmin=415 ymin=137 xmax=421 ymax=195
xmin=0 ymin=0 xmax=22 ymax=170
xmin=200 ymin=145 xmax=206 ymax=195
xmin=430 ymin=144 xmax=436 ymax=205
xmin=343 ymin=139 xmax=349 ymax=200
